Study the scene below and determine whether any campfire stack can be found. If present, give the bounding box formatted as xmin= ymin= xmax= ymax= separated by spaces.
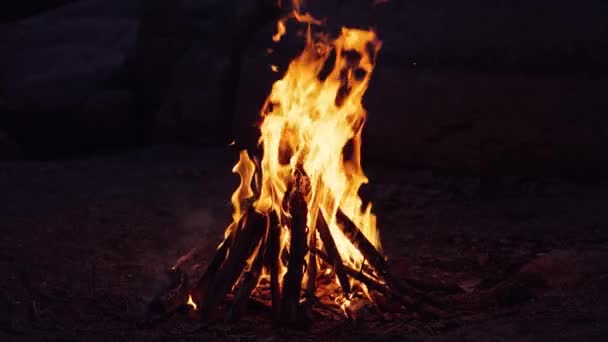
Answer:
xmin=144 ymin=1 xmax=444 ymax=327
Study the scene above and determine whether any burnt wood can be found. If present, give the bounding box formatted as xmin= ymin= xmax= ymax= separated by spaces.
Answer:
xmin=265 ymin=212 xmax=282 ymax=320
xmin=335 ymin=208 xmax=388 ymax=275
xmin=192 ymin=234 xmax=232 ymax=305
xmin=197 ymin=208 xmax=268 ymax=319
xmin=280 ymin=188 xmax=308 ymax=323
xmin=226 ymin=238 xmax=267 ymax=322
xmin=306 ymin=213 xmax=318 ymax=300
xmin=333 ymin=207 xmax=441 ymax=311
xmin=316 ymin=250 xmax=446 ymax=319
xmin=316 ymin=210 xmax=351 ymax=295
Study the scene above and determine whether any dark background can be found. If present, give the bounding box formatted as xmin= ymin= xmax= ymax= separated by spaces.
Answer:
xmin=2 ymin=0 xmax=607 ymax=178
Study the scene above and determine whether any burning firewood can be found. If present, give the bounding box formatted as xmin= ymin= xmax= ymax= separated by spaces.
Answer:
xmin=316 ymin=210 xmax=351 ymax=295
xmin=147 ymin=0 xmax=449 ymax=327
xmin=226 ymin=238 xmax=267 ymax=322
xmin=335 ymin=208 xmax=388 ymax=276
xmin=265 ymin=213 xmax=282 ymax=320
xmin=190 ymin=235 xmax=232 ymax=303
xmin=279 ymin=173 xmax=309 ymax=324
xmin=195 ymin=207 xmax=267 ymax=319
xmin=305 ymin=212 xmax=318 ymax=302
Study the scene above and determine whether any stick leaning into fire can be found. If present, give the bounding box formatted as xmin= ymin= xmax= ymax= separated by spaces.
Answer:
xmin=145 ymin=1 xmax=445 ymax=326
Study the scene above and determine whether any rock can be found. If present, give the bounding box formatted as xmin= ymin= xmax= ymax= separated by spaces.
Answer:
xmin=483 ymin=248 xmax=608 ymax=306
xmin=0 ymin=0 xmax=140 ymax=155
xmin=132 ymin=0 xmax=200 ymax=139
xmin=152 ymin=42 xmax=228 ymax=143
xmin=137 ymin=0 xmax=281 ymax=144
xmin=0 ymin=130 xmax=22 ymax=159
xmin=79 ymin=89 xmax=135 ymax=136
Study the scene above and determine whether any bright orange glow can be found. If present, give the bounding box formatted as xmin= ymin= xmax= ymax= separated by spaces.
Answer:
xmin=230 ymin=150 xmax=256 ymax=224
xmin=216 ymin=0 xmax=383 ymax=313
xmin=255 ymin=25 xmax=383 ymax=271
xmin=272 ymin=19 xmax=286 ymax=42
xmin=187 ymin=294 xmax=197 ymax=310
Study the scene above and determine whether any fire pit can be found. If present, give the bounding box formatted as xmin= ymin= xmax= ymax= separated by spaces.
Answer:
xmin=145 ymin=1 xmax=441 ymax=327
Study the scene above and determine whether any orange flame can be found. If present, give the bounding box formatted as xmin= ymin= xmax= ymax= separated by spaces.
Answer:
xmin=220 ymin=0 xmax=383 ymax=312
xmin=187 ymin=294 xmax=198 ymax=310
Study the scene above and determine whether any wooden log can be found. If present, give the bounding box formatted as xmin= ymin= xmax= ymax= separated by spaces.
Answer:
xmin=280 ymin=188 xmax=308 ymax=323
xmin=197 ymin=208 xmax=268 ymax=319
xmin=335 ymin=208 xmax=388 ymax=275
xmin=191 ymin=234 xmax=232 ymax=305
xmin=265 ymin=212 xmax=282 ymax=320
xmin=302 ymin=210 xmax=318 ymax=323
xmin=226 ymin=238 xmax=266 ymax=322
xmin=312 ymin=177 xmax=387 ymax=276
xmin=315 ymin=250 xmax=446 ymax=319
xmin=316 ymin=211 xmax=351 ymax=295
xmin=334 ymin=208 xmax=431 ymax=304
xmin=335 ymin=208 xmax=453 ymax=303
xmin=305 ymin=219 xmax=318 ymax=300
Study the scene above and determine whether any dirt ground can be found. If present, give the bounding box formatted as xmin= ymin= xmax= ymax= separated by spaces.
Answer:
xmin=1 ymin=145 xmax=608 ymax=341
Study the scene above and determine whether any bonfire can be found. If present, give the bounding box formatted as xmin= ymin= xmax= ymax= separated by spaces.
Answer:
xmin=146 ymin=0 xmax=441 ymax=326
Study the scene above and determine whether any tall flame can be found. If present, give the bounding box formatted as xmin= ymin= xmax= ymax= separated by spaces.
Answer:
xmin=233 ymin=1 xmax=382 ymax=282
xmin=174 ymin=0 xmax=385 ymax=318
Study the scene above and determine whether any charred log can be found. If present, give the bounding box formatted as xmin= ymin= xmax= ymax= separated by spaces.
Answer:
xmin=316 ymin=211 xmax=351 ymax=295
xmin=226 ymin=239 xmax=267 ymax=322
xmin=315 ymin=250 xmax=446 ymax=319
xmin=335 ymin=208 xmax=388 ymax=275
xmin=280 ymin=187 xmax=308 ymax=324
xmin=192 ymin=235 xmax=232 ymax=305
xmin=196 ymin=208 xmax=268 ymax=319
xmin=306 ymin=215 xmax=318 ymax=301
xmin=265 ymin=212 xmax=282 ymax=320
